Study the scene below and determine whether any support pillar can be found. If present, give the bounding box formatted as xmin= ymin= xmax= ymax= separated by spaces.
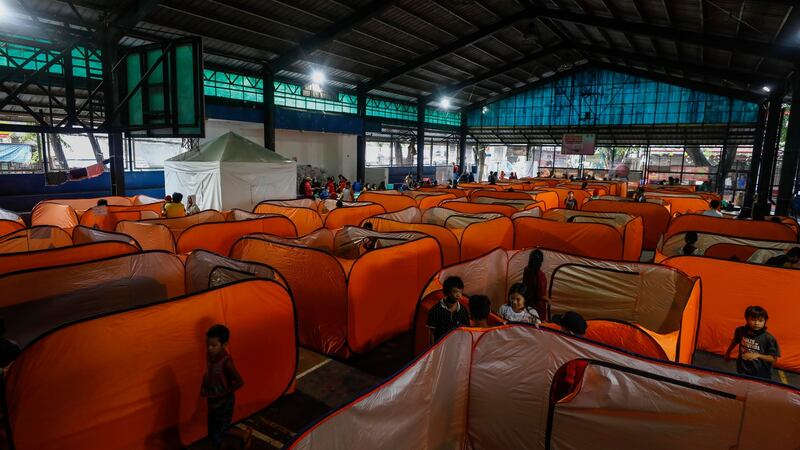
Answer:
xmin=458 ymin=112 xmax=467 ymax=181
xmin=743 ymin=103 xmax=769 ymax=210
xmin=263 ymin=69 xmax=275 ymax=150
xmin=416 ymin=101 xmax=424 ymax=181
xmin=102 ymin=30 xmax=125 ymax=196
xmin=777 ymin=76 xmax=800 ymax=215
xmin=756 ymin=96 xmax=784 ymax=208
xmin=356 ymin=89 xmax=366 ymax=184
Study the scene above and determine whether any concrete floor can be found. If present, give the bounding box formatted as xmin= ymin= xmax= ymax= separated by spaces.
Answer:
xmin=190 ymin=336 xmax=797 ymax=449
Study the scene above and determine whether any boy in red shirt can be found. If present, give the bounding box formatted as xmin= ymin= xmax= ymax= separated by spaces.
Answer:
xmin=202 ymin=324 xmax=248 ymax=449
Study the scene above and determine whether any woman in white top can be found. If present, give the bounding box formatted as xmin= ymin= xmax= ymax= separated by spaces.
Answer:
xmin=498 ymin=283 xmax=540 ymax=325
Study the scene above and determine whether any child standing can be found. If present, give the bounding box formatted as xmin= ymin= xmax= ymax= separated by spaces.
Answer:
xmin=499 ymin=283 xmax=540 ymax=325
xmin=725 ymin=306 xmax=780 ymax=380
xmin=564 ymin=191 xmax=578 ymax=210
xmin=426 ymin=276 xmax=470 ymax=343
xmin=202 ymin=324 xmax=246 ymax=449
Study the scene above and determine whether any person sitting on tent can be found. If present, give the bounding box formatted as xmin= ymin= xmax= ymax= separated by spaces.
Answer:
xmin=499 ymin=283 xmax=540 ymax=326
xmin=336 ymin=199 xmax=344 ymax=209
xmin=725 ymin=306 xmax=780 ymax=380
xmin=378 ymin=181 xmax=386 ymax=190
xmin=186 ymin=195 xmax=201 ymax=216
xmin=682 ymin=231 xmax=701 ymax=256
xmin=341 ymin=182 xmax=354 ymax=202
xmin=319 ymin=186 xmax=330 ymax=200
xmin=765 ymin=247 xmax=800 ymax=268
xmin=426 ymin=276 xmax=469 ymax=344
xmin=302 ymin=177 xmax=313 ymax=199
xmin=633 ymin=187 xmax=646 ymax=203
xmin=469 ymin=295 xmax=492 ymax=329
xmin=703 ymin=200 xmax=723 ymax=217
xmin=522 ymin=249 xmax=548 ymax=319
xmin=565 ymin=191 xmax=578 ymax=210
xmin=164 ymin=192 xmax=187 ymax=218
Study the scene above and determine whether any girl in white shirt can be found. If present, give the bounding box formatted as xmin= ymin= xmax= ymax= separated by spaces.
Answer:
xmin=498 ymin=283 xmax=540 ymax=325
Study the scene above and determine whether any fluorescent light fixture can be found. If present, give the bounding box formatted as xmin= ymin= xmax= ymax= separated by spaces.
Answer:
xmin=762 ymin=85 xmax=771 ymax=92
xmin=481 ymin=106 xmax=489 ymax=114
xmin=440 ymin=97 xmax=451 ymax=109
xmin=311 ymin=70 xmax=326 ymax=85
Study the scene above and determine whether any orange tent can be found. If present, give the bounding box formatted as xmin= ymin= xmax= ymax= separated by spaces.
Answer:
xmin=664 ymin=256 xmax=800 ymax=371
xmin=5 ymin=279 xmax=296 ymax=450
xmin=287 ymin=326 xmax=799 ymax=450
xmin=72 ymin=225 xmax=141 ymax=248
xmin=30 ymin=202 xmax=79 ymax=229
xmin=184 ymin=249 xmax=285 ymax=294
xmin=357 ymin=191 xmax=417 ymax=212
xmin=0 ymin=220 xmax=24 ymax=237
xmin=423 ymin=248 xmax=699 ymax=363
xmin=0 ymin=226 xmax=73 ymax=254
xmin=0 ymin=208 xmax=25 ymax=236
xmin=254 ymin=202 xmax=323 ymax=236
xmin=413 ymin=292 xmax=504 ymax=355
xmin=423 ymin=208 xmax=514 ymax=261
xmin=540 ymin=187 xmax=591 ymax=208
xmin=440 ymin=201 xmax=519 ymax=217
xmin=410 ymin=192 xmax=457 ymax=211
xmin=583 ymin=199 xmax=671 ymax=250
xmin=657 ymin=231 xmax=799 ymax=262
xmin=41 ymin=196 xmax=132 ymax=213
xmin=645 ymin=192 xmax=710 ymax=215
xmin=469 ymin=190 xmax=535 ymax=202
xmin=365 ymin=217 xmax=460 ymax=267
xmin=542 ymin=209 xmax=643 ymax=261
xmin=116 ymin=220 xmax=177 ymax=252
xmin=418 ymin=187 xmax=468 ymax=198
xmin=582 ymin=319 xmax=669 ymax=360
xmin=176 ymin=215 xmax=297 ymax=254
xmin=0 ymin=251 xmax=186 ymax=311
xmin=0 ymin=241 xmax=139 ymax=275
xmin=665 ymin=214 xmax=798 ymax=243
xmin=78 ymin=203 xmax=164 ymax=231
xmin=513 ymin=217 xmax=625 ymax=260
xmin=370 ymin=206 xmax=422 ymax=223
xmin=323 ymin=203 xmax=385 ymax=230
xmin=139 ymin=210 xmax=226 ymax=240
xmin=230 ymin=228 xmax=441 ymax=356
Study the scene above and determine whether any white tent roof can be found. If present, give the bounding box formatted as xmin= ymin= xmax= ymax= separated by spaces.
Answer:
xmin=167 ymin=132 xmax=294 ymax=164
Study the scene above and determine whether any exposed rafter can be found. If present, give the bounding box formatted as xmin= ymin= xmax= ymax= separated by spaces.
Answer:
xmin=572 ymin=42 xmax=786 ymax=89
xmin=364 ymin=7 xmax=538 ymax=91
xmin=421 ymin=42 xmax=568 ymax=104
xmin=268 ymin=0 xmax=400 ymax=72
xmin=529 ymin=5 xmax=800 ymax=61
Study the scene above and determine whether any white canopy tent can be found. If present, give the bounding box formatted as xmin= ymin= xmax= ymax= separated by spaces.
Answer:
xmin=164 ymin=132 xmax=297 ymax=211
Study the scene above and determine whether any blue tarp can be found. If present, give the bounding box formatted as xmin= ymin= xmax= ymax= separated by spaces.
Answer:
xmin=0 ymin=144 xmax=32 ymax=163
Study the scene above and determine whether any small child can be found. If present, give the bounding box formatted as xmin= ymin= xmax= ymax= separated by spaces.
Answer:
xmin=725 ymin=306 xmax=780 ymax=380
xmin=564 ymin=191 xmax=578 ymax=210
xmin=426 ymin=276 xmax=470 ymax=343
xmin=202 ymin=324 xmax=246 ymax=449
xmin=499 ymin=283 xmax=540 ymax=325
xmin=468 ymin=295 xmax=492 ymax=328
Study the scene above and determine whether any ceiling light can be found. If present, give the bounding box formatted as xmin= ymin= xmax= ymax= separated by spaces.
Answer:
xmin=440 ymin=97 xmax=451 ymax=109
xmin=762 ymin=86 xmax=771 ymax=92
xmin=311 ymin=70 xmax=326 ymax=85
xmin=481 ymin=106 xmax=489 ymax=114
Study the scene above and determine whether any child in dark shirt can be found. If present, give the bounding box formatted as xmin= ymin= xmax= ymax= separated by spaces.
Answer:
xmin=725 ymin=306 xmax=780 ymax=380
xmin=202 ymin=324 xmax=248 ymax=449
xmin=426 ymin=276 xmax=469 ymax=344
xmin=564 ymin=191 xmax=578 ymax=210
xmin=468 ymin=295 xmax=492 ymax=328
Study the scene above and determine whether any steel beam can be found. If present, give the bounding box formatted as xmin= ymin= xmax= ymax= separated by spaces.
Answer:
xmin=756 ymin=96 xmax=784 ymax=208
xmin=263 ymin=69 xmax=276 ymax=151
xmin=365 ymin=8 xmax=538 ymax=91
xmin=416 ymin=101 xmax=425 ymax=180
xmin=269 ymin=0 xmax=399 ymax=71
xmin=776 ymin=75 xmax=800 ymax=214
